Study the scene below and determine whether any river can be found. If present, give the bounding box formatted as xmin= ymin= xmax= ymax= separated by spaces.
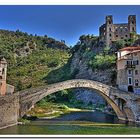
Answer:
xmin=0 ymin=111 xmax=140 ymax=135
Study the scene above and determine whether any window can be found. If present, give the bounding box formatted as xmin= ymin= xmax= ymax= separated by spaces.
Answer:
xmin=127 ymin=60 xmax=132 ymax=65
xmin=135 ymin=79 xmax=139 ymax=86
xmin=109 ymin=34 xmax=111 ymax=37
xmin=128 ymin=70 xmax=132 ymax=75
xmin=125 ymin=27 xmax=128 ymax=31
xmin=132 ymin=21 xmax=134 ymax=24
xmin=128 ymin=77 xmax=132 ymax=85
xmin=132 ymin=27 xmax=135 ymax=31
xmin=121 ymin=37 xmax=124 ymax=39
xmin=133 ymin=60 xmax=139 ymax=65
xmin=2 ymin=68 xmax=4 ymax=75
xmin=135 ymin=70 xmax=138 ymax=75
xmin=135 ymin=83 xmax=138 ymax=86
xmin=116 ymin=35 xmax=118 ymax=37
xmin=0 ymin=76 xmax=2 ymax=79
xmin=125 ymin=35 xmax=128 ymax=37
xmin=109 ymin=28 xmax=111 ymax=31
xmin=134 ymin=52 xmax=137 ymax=56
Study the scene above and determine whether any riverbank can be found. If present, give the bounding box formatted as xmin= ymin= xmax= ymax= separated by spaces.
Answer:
xmin=26 ymin=102 xmax=91 ymax=119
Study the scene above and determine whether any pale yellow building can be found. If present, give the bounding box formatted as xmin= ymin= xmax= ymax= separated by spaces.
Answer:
xmin=117 ymin=46 xmax=140 ymax=94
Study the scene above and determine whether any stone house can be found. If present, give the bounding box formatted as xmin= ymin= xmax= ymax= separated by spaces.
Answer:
xmin=0 ymin=58 xmax=14 ymax=95
xmin=117 ymin=46 xmax=140 ymax=94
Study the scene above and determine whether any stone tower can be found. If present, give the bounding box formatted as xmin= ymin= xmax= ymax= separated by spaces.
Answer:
xmin=128 ymin=15 xmax=136 ymax=33
xmin=0 ymin=58 xmax=7 ymax=95
xmin=106 ymin=15 xmax=114 ymax=46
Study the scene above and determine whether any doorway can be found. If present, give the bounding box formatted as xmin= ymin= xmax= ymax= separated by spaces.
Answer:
xmin=128 ymin=85 xmax=133 ymax=92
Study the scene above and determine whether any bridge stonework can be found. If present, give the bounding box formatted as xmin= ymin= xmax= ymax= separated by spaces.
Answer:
xmin=0 ymin=93 xmax=19 ymax=129
xmin=0 ymin=79 xmax=140 ymax=129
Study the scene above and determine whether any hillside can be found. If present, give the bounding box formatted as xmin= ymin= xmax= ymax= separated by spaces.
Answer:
xmin=0 ymin=29 xmax=70 ymax=91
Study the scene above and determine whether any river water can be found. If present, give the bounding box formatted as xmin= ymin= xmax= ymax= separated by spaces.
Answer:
xmin=0 ymin=111 xmax=140 ymax=135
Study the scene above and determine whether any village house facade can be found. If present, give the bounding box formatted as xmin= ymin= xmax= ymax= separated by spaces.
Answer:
xmin=99 ymin=15 xmax=136 ymax=46
xmin=117 ymin=46 xmax=140 ymax=94
xmin=0 ymin=58 xmax=14 ymax=95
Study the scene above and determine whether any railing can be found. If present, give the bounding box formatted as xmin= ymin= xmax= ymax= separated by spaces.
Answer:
xmin=125 ymin=64 xmax=135 ymax=69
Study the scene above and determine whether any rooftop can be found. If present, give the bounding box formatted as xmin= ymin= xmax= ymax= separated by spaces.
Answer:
xmin=119 ymin=46 xmax=140 ymax=52
xmin=0 ymin=57 xmax=7 ymax=64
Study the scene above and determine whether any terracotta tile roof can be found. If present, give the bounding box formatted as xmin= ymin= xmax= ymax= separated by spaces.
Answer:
xmin=120 ymin=46 xmax=140 ymax=51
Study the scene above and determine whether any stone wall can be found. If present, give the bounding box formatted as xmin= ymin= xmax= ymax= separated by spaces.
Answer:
xmin=0 ymin=93 xmax=19 ymax=129
xmin=72 ymin=88 xmax=105 ymax=106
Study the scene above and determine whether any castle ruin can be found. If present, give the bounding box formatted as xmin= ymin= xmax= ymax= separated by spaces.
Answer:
xmin=99 ymin=15 xmax=136 ymax=46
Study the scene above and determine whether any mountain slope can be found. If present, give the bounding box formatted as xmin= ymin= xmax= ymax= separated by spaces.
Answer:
xmin=0 ymin=29 xmax=70 ymax=91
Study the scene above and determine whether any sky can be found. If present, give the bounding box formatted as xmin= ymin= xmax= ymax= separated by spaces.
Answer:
xmin=0 ymin=5 xmax=140 ymax=46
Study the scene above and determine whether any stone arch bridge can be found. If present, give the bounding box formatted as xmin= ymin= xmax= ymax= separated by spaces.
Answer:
xmin=0 ymin=79 xmax=140 ymax=129
xmin=19 ymin=79 xmax=140 ymax=122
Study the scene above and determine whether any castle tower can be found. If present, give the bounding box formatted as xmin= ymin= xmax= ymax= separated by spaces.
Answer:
xmin=128 ymin=15 xmax=136 ymax=33
xmin=105 ymin=15 xmax=114 ymax=46
xmin=0 ymin=58 xmax=7 ymax=95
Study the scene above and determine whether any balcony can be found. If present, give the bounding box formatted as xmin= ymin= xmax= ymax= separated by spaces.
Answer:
xmin=125 ymin=64 xmax=136 ymax=69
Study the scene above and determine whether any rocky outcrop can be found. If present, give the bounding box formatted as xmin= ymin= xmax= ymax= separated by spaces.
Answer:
xmin=70 ymin=35 xmax=116 ymax=105
xmin=70 ymin=52 xmax=116 ymax=105
xmin=15 ymin=41 xmax=37 ymax=57
xmin=73 ymin=88 xmax=105 ymax=105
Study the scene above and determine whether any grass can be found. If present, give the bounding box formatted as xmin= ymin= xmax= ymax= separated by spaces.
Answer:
xmin=27 ymin=102 xmax=82 ymax=118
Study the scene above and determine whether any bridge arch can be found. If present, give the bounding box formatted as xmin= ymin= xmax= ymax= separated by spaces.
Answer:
xmin=19 ymin=79 xmax=128 ymax=121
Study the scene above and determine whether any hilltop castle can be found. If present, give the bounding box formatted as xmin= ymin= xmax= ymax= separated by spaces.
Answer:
xmin=99 ymin=15 xmax=136 ymax=46
xmin=0 ymin=58 xmax=14 ymax=95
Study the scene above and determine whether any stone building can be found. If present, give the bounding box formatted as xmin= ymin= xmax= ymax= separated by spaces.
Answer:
xmin=99 ymin=15 xmax=136 ymax=46
xmin=117 ymin=46 xmax=140 ymax=94
xmin=0 ymin=58 xmax=14 ymax=95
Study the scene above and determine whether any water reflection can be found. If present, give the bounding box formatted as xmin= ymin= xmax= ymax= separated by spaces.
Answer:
xmin=40 ymin=111 xmax=118 ymax=123
xmin=0 ymin=111 xmax=139 ymax=135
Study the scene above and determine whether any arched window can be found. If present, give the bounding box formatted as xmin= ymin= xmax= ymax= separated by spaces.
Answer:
xmin=109 ymin=21 xmax=111 ymax=24
xmin=132 ymin=27 xmax=135 ymax=31
xmin=2 ymin=68 xmax=4 ymax=75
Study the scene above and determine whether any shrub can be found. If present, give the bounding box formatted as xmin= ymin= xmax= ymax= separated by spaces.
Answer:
xmin=89 ymin=54 xmax=116 ymax=70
